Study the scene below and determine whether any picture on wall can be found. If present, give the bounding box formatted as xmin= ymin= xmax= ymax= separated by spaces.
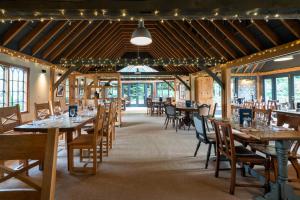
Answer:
xmin=56 ymin=84 xmax=64 ymax=97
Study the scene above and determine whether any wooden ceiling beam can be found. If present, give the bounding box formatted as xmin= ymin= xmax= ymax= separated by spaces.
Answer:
xmin=159 ymin=22 xmax=197 ymax=57
xmin=173 ymin=20 xmax=218 ymax=58
xmin=155 ymin=25 xmax=190 ymax=58
xmin=228 ymin=20 xmax=263 ymax=51
xmin=19 ymin=20 xmax=52 ymax=51
xmin=32 ymin=21 xmax=67 ymax=56
xmin=164 ymin=21 xmax=203 ymax=57
xmin=197 ymin=20 xmax=237 ymax=59
xmin=48 ymin=21 xmax=91 ymax=61
xmin=3 ymin=21 xmax=30 ymax=46
xmin=42 ymin=21 xmax=83 ymax=59
xmin=70 ymin=21 xmax=110 ymax=58
xmin=100 ymin=33 xmax=125 ymax=58
xmin=280 ymin=19 xmax=300 ymax=39
xmin=151 ymin=32 xmax=179 ymax=57
xmin=211 ymin=20 xmax=249 ymax=55
xmin=252 ymin=20 xmax=281 ymax=46
xmin=111 ymin=45 xmax=125 ymax=58
xmin=189 ymin=21 xmax=230 ymax=60
xmin=62 ymin=21 xmax=105 ymax=59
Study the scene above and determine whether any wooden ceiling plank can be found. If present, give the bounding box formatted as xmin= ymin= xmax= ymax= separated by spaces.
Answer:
xmin=155 ymin=25 xmax=190 ymax=58
xmin=32 ymin=21 xmax=67 ymax=56
xmin=3 ymin=21 xmax=30 ymax=46
xmin=62 ymin=21 xmax=105 ymax=58
xmin=280 ymin=19 xmax=300 ymax=38
xmin=80 ymin=22 xmax=119 ymax=58
xmin=49 ymin=21 xmax=91 ymax=61
xmin=228 ymin=20 xmax=263 ymax=51
xmin=197 ymin=20 xmax=237 ymax=59
xmin=151 ymin=32 xmax=178 ymax=57
xmin=100 ymin=34 xmax=125 ymax=58
xmin=173 ymin=21 xmax=217 ymax=57
xmin=88 ymin=25 xmax=121 ymax=58
xmin=164 ymin=21 xmax=202 ymax=57
xmin=252 ymin=20 xmax=281 ymax=46
xmin=158 ymin=22 xmax=196 ymax=57
xmin=19 ymin=20 xmax=52 ymax=51
xmin=70 ymin=21 xmax=110 ymax=58
xmin=152 ymin=31 xmax=182 ymax=57
xmin=212 ymin=20 xmax=249 ymax=55
xmin=189 ymin=21 xmax=230 ymax=60
xmin=42 ymin=21 xmax=83 ymax=59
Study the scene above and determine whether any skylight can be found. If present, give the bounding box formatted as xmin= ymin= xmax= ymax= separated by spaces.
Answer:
xmin=118 ymin=65 xmax=158 ymax=73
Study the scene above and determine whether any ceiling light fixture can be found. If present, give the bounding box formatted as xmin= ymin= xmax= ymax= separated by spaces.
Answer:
xmin=274 ymin=55 xmax=294 ymax=62
xmin=130 ymin=20 xmax=152 ymax=46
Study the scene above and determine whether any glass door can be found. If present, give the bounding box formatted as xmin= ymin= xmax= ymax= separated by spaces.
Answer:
xmin=276 ymin=77 xmax=289 ymax=103
xmin=122 ymin=83 xmax=153 ymax=107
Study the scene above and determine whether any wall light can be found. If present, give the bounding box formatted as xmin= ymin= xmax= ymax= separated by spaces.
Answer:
xmin=274 ymin=55 xmax=294 ymax=62
xmin=41 ymin=69 xmax=47 ymax=74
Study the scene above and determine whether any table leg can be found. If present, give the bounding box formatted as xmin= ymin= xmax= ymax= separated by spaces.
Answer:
xmin=257 ymin=140 xmax=300 ymax=200
xmin=66 ymin=130 xmax=73 ymax=171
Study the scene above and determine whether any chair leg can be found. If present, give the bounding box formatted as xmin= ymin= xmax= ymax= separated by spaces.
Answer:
xmin=205 ymin=143 xmax=212 ymax=169
xmin=229 ymin=159 xmax=237 ymax=195
xmin=290 ymin=158 xmax=300 ymax=179
xmin=93 ymin=146 xmax=97 ymax=175
xmin=215 ymin=151 xmax=220 ymax=178
xmin=68 ymin=146 xmax=74 ymax=174
xmin=165 ymin=118 xmax=169 ymax=129
xmin=100 ymin=139 xmax=103 ymax=162
xmin=213 ymin=143 xmax=216 ymax=156
xmin=194 ymin=141 xmax=201 ymax=157
xmin=264 ymin=159 xmax=271 ymax=193
xmin=272 ymin=157 xmax=278 ymax=180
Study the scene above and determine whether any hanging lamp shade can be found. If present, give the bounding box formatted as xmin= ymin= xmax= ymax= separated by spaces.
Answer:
xmin=130 ymin=21 xmax=152 ymax=46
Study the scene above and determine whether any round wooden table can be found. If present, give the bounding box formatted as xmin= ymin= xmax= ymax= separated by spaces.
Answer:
xmin=176 ymin=106 xmax=198 ymax=128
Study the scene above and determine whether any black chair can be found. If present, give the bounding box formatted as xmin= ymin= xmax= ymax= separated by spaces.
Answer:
xmin=193 ymin=113 xmax=216 ymax=169
xmin=164 ymin=105 xmax=183 ymax=132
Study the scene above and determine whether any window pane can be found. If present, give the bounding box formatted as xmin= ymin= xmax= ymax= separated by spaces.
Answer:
xmin=9 ymin=67 xmax=27 ymax=112
xmin=294 ymin=76 xmax=300 ymax=102
xmin=264 ymin=79 xmax=273 ymax=102
xmin=238 ymin=78 xmax=256 ymax=101
xmin=276 ymin=77 xmax=289 ymax=103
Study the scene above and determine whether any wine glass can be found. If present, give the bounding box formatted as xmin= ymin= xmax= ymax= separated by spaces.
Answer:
xmin=70 ymin=108 xmax=76 ymax=118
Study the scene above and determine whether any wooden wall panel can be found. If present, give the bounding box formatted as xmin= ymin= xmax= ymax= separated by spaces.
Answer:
xmin=194 ymin=76 xmax=213 ymax=106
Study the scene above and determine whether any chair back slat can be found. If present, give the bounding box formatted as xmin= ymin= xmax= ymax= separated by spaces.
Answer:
xmin=0 ymin=128 xmax=59 ymax=200
xmin=93 ymin=105 xmax=105 ymax=143
xmin=193 ymin=113 xmax=209 ymax=142
xmin=34 ymin=102 xmax=52 ymax=120
xmin=213 ymin=120 xmax=235 ymax=158
xmin=0 ymin=105 xmax=22 ymax=134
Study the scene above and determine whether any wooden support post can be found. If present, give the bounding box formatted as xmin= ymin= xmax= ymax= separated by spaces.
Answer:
xmin=221 ymin=67 xmax=231 ymax=119
xmin=256 ymin=76 xmax=263 ymax=102
xmin=117 ymin=76 xmax=122 ymax=126
xmin=49 ymin=67 xmax=55 ymax=105
xmin=69 ymin=75 xmax=76 ymax=105
xmin=163 ymin=80 xmax=175 ymax=91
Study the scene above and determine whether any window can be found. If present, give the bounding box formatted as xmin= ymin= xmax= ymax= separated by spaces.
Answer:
xmin=294 ymin=76 xmax=300 ymax=102
xmin=231 ymin=78 xmax=236 ymax=101
xmin=237 ymin=78 xmax=256 ymax=101
xmin=264 ymin=78 xmax=273 ymax=102
xmin=65 ymin=79 xmax=69 ymax=104
xmin=0 ymin=64 xmax=28 ymax=112
xmin=276 ymin=77 xmax=289 ymax=103
xmin=156 ymin=82 xmax=174 ymax=98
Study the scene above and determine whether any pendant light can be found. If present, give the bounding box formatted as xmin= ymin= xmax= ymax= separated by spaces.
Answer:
xmin=130 ymin=20 xmax=152 ymax=46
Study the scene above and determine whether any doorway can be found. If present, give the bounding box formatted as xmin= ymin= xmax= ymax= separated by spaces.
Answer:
xmin=123 ymin=83 xmax=153 ymax=107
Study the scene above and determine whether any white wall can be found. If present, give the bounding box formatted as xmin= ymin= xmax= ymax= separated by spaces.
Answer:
xmin=0 ymin=53 xmax=50 ymax=122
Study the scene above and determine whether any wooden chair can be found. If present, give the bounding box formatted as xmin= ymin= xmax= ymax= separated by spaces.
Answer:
xmin=164 ymin=105 xmax=183 ymax=132
xmin=267 ymin=100 xmax=278 ymax=110
xmin=51 ymin=100 xmax=62 ymax=115
xmin=104 ymin=102 xmax=117 ymax=153
xmin=146 ymin=98 xmax=153 ymax=115
xmin=193 ymin=113 xmax=216 ymax=169
xmin=253 ymin=108 xmax=272 ymax=126
xmin=0 ymin=128 xmax=59 ymax=200
xmin=68 ymin=105 xmax=105 ymax=175
xmin=212 ymin=120 xmax=270 ymax=195
xmin=34 ymin=102 xmax=52 ymax=120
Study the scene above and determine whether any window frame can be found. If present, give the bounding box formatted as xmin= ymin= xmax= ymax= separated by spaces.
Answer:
xmin=0 ymin=61 xmax=29 ymax=113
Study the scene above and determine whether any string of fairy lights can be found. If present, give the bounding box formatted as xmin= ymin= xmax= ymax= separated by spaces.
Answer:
xmin=60 ymin=57 xmax=227 ymax=71
xmin=0 ymin=8 xmax=298 ymax=24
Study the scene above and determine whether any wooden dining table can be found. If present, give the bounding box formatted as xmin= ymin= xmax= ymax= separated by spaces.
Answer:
xmin=14 ymin=113 xmax=96 ymax=170
xmin=176 ymin=106 xmax=198 ymax=127
xmin=229 ymin=121 xmax=300 ymax=200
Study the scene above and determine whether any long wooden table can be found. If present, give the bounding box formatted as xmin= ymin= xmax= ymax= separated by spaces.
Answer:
xmin=230 ymin=122 xmax=300 ymax=200
xmin=14 ymin=114 xmax=95 ymax=170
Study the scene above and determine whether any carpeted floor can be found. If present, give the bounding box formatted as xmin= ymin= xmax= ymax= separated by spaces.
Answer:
xmin=2 ymin=110 xmax=300 ymax=199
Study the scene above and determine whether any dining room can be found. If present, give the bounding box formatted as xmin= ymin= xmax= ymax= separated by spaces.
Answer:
xmin=1 ymin=1 xmax=300 ymax=200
